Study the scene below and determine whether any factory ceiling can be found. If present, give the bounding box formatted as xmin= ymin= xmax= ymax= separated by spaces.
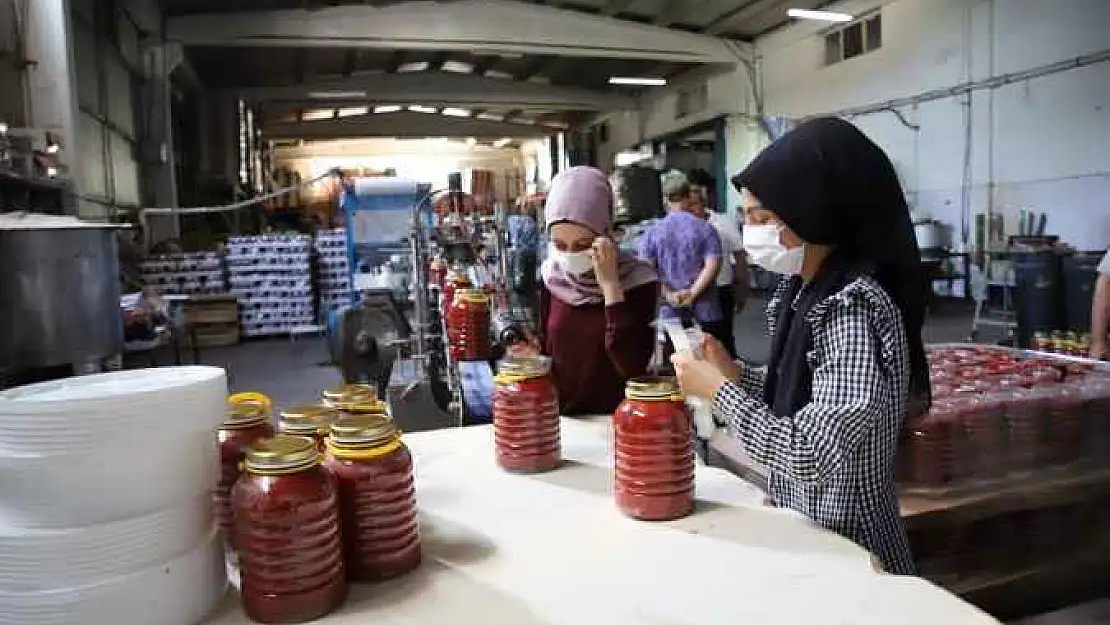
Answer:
xmin=161 ymin=0 xmax=837 ymax=139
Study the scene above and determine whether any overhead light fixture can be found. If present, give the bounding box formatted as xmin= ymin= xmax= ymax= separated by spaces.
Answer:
xmin=0 ymin=121 xmax=8 ymax=135
xmin=46 ymin=166 xmax=58 ymax=178
xmin=45 ymin=132 xmax=60 ymax=154
xmin=609 ymin=76 xmax=667 ymax=86
xmin=337 ymin=106 xmax=369 ymax=118
xmin=466 ymin=137 xmax=478 ymax=146
xmin=787 ymin=8 xmax=853 ymax=22
xmin=308 ymin=90 xmax=368 ymax=99
xmin=373 ymin=105 xmax=402 ymax=114
xmin=408 ymin=105 xmax=438 ymax=114
xmin=494 ymin=138 xmax=513 ymax=148
xmin=441 ymin=108 xmax=472 ymax=118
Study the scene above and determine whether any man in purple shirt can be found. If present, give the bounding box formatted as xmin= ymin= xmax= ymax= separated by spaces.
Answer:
xmin=638 ymin=170 xmax=723 ymax=333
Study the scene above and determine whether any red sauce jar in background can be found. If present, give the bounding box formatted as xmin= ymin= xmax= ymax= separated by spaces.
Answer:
xmin=447 ymin=289 xmax=491 ymax=362
xmin=1045 ymin=383 xmax=1085 ymax=466
xmin=279 ymin=405 xmax=341 ymax=451
xmin=956 ymin=394 xmax=1006 ymax=481
xmin=1005 ymin=388 xmax=1048 ymax=473
xmin=233 ymin=436 xmax=347 ymax=623
xmin=323 ymin=414 xmax=422 ymax=582
xmin=442 ymin=269 xmax=472 ymax=308
xmin=906 ymin=400 xmax=957 ymax=488
xmin=215 ymin=402 xmax=274 ymax=549
xmin=428 ymin=258 xmax=447 ymax=288
xmin=492 ymin=356 xmax=561 ymax=473
xmin=613 ymin=377 xmax=695 ymax=521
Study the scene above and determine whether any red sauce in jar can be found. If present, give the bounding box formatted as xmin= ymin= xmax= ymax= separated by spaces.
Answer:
xmin=1045 ymin=384 xmax=1084 ymax=465
xmin=612 ymin=377 xmax=694 ymax=521
xmin=279 ymin=405 xmax=340 ymax=451
xmin=1005 ymin=388 xmax=1048 ymax=473
xmin=232 ymin=436 xmax=347 ymax=623
xmin=322 ymin=414 xmax=422 ymax=582
xmin=447 ymin=289 xmax=491 ymax=362
xmin=493 ymin=356 xmax=561 ymax=473
xmin=215 ymin=403 xmax=274 ymax=549
xmin=956 ymin=395 xmax=1005 ymax=480
xmin=906 ymin=401 xmax=957 ymax=487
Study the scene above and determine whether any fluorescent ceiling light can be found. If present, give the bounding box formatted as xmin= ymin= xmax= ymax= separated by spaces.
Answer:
xmin=302 ymin=109 xmax=335 ymax=121
xmin=308 ymin=90 xmax=367 ymax=99
xmin=397 ymin=61 xmax=429 ymax=73
xmin=373 ymin=105 xmax=402 ymax=114
xmin=337 ymin=106 xmax=369 ymax=118
xmin=442 ymin=61 xmax=474 ymax=74
xmin=485 ymin=69 xmax=514 ymax=79
xmin=408 ymin=105 xmax=438 ymax=114
xmin=466 ymin=137 xmax=478 ymax=146
xmin=441 ymin=108 xmax=472 ymax=118
xmin=787 ymin=8 xmax=853 ymax=22
xmin=476 ymin=113 xmax=505 ymax=122
xmin=609 ymin=76 xmax=667 ymax=86
xmin=494 ymin=138 xmax=513 ymax=148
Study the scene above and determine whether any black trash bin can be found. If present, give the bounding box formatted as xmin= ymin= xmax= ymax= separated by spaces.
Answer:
xmin=1012 ymin=250 xmax=1064 ymax=348
xmin=1062 ymin=252 xmax=1103 ymax=334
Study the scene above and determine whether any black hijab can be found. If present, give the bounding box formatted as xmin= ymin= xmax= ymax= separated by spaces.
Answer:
xmin=731 ymin=117 xmax=931 ymax=409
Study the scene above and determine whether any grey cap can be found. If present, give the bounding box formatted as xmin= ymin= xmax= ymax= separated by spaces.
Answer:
xmin=659 ymin=169 xmax=689 ymax=198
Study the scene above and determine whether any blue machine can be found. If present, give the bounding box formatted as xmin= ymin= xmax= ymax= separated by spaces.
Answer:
xmin=341 ymin=177 xmax=433 ymax=288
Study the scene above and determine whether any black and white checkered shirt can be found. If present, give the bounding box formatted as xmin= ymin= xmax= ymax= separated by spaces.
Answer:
xmin=713 ymin=276 xmax=916 ymax=575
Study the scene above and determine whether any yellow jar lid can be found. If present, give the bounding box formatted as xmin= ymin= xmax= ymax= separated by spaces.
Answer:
xmin=244 ymin=435 xmax=318 ymax=472
xmin=222 ymin=402 xmax=267 ymax=429
xmin=625 ymin=376 xmax=680 ymax=401
xmin=329 ymin=414 xmax=398 ymax=447
xmin=496 ymin=355 xmax=551 ymax=383
xmin=279 ymin=404 xmax=339 ymax=434
xmin=320 ymin=383 xmax=376 ymax=403
xmin=456 ymin=289 xmax=489 ymax=304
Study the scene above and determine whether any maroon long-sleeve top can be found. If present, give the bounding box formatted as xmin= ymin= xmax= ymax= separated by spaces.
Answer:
xmin=537 ymin=282 xmax=659 ymax=415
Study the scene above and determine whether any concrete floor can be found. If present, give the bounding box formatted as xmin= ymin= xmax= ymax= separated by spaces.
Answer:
xmin=183 ymin=297 xmax=1109 ymax=624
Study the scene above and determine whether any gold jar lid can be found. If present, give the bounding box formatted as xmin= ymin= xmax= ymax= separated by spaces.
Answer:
xmin=340 ymin=398 xmax=389 ymax=414
xmin=497 ymin=355 xmax=551 ymax=382
xmin=279 ymin=404 xmax=339 ymax=435
xmin=244 ymin=435 xmax=319 ymax=473
xmin=222 ymin=402 xmax=267 ymax=429
xmin=455 ymin=288 xmax=488 ymax=303
xmin=329 ymin=414 xmax=398 ymax=447
xmin=625 ymin=376 xmax=680 ymax=401
xmin=321 ymin=383 xmax=376 ymax=403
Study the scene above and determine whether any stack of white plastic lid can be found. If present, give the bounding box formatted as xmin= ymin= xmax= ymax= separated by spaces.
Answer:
xmin=0 ymin=367 xmax=229 ymax=625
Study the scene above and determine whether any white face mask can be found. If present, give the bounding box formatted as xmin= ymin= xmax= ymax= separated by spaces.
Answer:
xmin=743 ymin=224 xmax=805 ymax=275
xmin=549 ymin=243 xmax=594 ymax=276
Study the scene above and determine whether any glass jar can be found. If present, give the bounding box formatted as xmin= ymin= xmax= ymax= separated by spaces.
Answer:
xmin=1005 ymin=388 xmax=1049 ymax=474
xmin=956 ymin=394 xmax=1005 ymax=481
xmin=232 ymin=436 xmax=347 ymax=623
xmin=322 ymin=414 xmax=422 ymax=582
xmin=442 ymin=269 xmax=472 ymax=308
xmin=447 ymin=289 xmax=491 ymax=362
xmin=1045 ymin=384 xmax=1084 ymax=466
xmin=279 ymin=405 xmax=340 ymax=450
xmin=492 ymin=356 xmax=561 ymax=473
xmin=215 ymin=403 xmax=274 ymax=549
xmin=612 ymin=377 xmax=695 ymax=521
xmin=906 ymin=400 xmax=957 ymax=488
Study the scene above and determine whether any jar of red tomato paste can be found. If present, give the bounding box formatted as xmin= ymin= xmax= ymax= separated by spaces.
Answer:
xmin=906 ymin=400 xmax=957 ymax=488
xmin=323 ymin=414 xmax=422 ymax=582
xmin=279 ymin=405 xmax=340 ymax=451
xmin=233 ymin=435 xmax=347 ymax=623
xmin=215 ymin=402 xmax=274 ymax=549
xmin=492 ymin=356 xmax=561 ymax=473
xmin=1004 ymin=388 xmax=1049 ymax=473
xmin=613 ymin=377 xmax=695 ymax=521
xmin=447 ymin=289 xmax=491 ymax=362
xmin=442 ymin=268 xmax=472 ymax=307
xmin=1045 ymin=383 xmax=1085 ymax=466
xmin=956 ymin=394 xmax=1006 ymax=481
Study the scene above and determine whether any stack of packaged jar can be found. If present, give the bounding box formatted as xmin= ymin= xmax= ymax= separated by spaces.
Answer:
xmin=446 ymin=289 xmax=491 ymax=362
xmin=220 ymin=396 xmax=421 ymax=624
xmin=314 ymin=228 xmax=352 ymax=318
xmin=140 ymin=251 xmax=227 ymax=296
xmin=226 ymin=234 xmax=315 ymax=337
xmin=899 ymin=345 xmax=1110 ymax=493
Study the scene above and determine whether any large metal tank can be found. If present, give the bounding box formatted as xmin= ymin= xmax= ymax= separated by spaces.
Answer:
xmin=0 ymin=219 xmax=124 ymax=370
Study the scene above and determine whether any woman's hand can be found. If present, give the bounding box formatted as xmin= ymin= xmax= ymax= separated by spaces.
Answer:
xmin=671 ymin=353 xmax=729 ymax=401
xmin=701 ymin=335 xmax=741 ymax=381
xmin=590 ymin=237 xmax=625 ymax=305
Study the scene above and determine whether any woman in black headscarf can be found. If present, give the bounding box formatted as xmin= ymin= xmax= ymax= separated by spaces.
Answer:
xmin=672 ymin=117 xmax=930 ymax=575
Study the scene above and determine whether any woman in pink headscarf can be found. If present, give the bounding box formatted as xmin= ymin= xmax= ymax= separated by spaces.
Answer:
xmin=537 ymin=166 xmax=659 ymax=415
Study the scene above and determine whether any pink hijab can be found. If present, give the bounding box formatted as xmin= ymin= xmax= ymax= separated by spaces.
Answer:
xmin=541 ymin=166 xmax=658 ymax=306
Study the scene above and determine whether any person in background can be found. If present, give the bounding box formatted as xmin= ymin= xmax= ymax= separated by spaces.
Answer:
xmin=536 ymin=166 xmax=659 ymax=415
xmin=508 ymin=197 xmax=540 ymax=307
xmin=671 ymin=118 xmax=930 ymax=575
xmin=468 ymin=244 xmax=498 ymax=291
xmin=639 ymin=170 xmax=723 ymax=339
xmin=1089 ymin=251 xmax=1110 ymax=359
xmin=688 ymin=171 xmax=748 ymax=359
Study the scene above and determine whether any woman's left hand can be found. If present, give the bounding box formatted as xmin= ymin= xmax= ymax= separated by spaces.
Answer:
xmin=589 ymin=237 xmax=621 ymax=288
xmin=671 ymin=353 xmax=729 ymax=401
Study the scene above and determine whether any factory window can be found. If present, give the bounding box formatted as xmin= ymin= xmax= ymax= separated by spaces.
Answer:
xmin=824 ymin=12 xmax=882 ymax=66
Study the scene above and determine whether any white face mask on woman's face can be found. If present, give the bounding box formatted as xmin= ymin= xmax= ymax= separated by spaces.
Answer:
xmin=742 ymin=224 xmax=805 ymax=275
xmin=549 ymin=243 xmax=594 ymax=276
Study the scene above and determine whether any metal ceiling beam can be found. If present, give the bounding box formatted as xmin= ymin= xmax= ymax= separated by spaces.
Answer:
xmin=385 ymin=50 xmax=407 ymax=73
xmin=704 ymin=0 xmax=774 ymax=36
xmin=165 ymin=0 xmax=739 ymax=64
xmin=229 ymin=71 xmax=637 ymax=110
xmin=262 ymin=111 xmax=549 ymax=140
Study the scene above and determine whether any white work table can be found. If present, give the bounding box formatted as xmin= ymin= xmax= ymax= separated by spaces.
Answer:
xmin=206 ymin=416 xmax=1000 ymax=625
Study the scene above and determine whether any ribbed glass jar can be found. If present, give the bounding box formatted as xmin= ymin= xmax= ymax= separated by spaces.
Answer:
xmin=492 ymin=356 xmax=560 ymax=473
xmin=232 ymin=435 xmax=347 ymax=623
xmin=612 ymin=377 xmax=695 ymax=521
xmin=447 ymin=289 xmax=491 ymax=362
xmin=215 ymin=402 xmax=274 ymax=549
xmin=322 ymin=414 xmax=422 ymax=582
xmin=279 ymin=405 xmax=340 ymax=451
